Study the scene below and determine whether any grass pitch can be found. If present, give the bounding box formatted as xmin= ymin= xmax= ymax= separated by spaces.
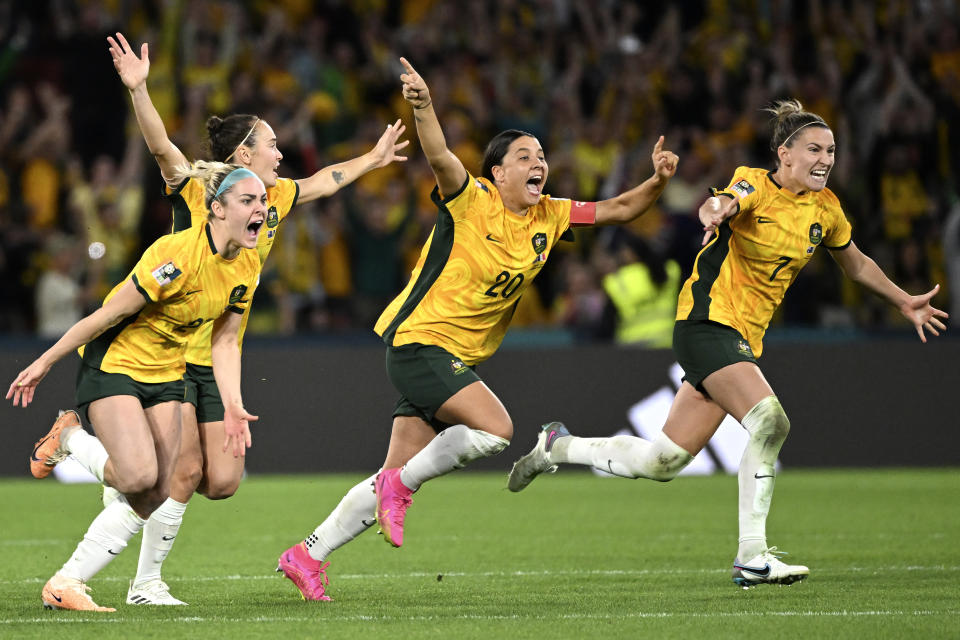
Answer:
xmin=0 ymin=469 xmax=957 ymax=639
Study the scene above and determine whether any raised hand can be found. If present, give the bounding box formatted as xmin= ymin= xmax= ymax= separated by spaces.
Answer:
xmin=652 ymin=136 xmax=679 ymax=181
xmin=399 ymin=57 xmax=431 ymax=109
xmin=107 ymin=32 xmax=149 ymax=90
xmin=369 ymin=119 xmax=410 ymax=168
xmin=898 ymin=284 xmax=949 ymax=343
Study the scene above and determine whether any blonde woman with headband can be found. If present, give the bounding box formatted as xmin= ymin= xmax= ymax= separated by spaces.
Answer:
xmin=509 ymin=99 xmax=948 ymax=587
xmin=10 ymin=161 xmax=265 ymax=611
xmin=36 ymin=31 xmax=407 ymax=607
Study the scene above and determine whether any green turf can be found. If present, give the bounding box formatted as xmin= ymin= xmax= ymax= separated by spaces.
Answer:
xmin=0 ymin=469 xmax=957 ymax=639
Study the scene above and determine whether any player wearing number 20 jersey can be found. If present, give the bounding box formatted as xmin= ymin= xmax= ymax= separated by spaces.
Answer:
xmin=375 ymin=173 xmax=594 ymax=365
xmin=675 ymin=166 xmax=852 ymax=357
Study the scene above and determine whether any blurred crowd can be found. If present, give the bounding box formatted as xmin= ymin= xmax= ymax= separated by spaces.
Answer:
xmin=1 ymin=0 xmax=958 ymax=343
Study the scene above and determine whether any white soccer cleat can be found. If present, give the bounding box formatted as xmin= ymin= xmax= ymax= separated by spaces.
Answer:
xmin=126 ymin=579 xmax=187 ymax=605
xmin=732 ymin=547 xmax=809 ymax=586
xmin=507 ymin=422 xmax=570 ymax=492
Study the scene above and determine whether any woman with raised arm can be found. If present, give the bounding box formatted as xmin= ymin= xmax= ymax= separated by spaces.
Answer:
xmin=275 ymin=57 xmax=678 ymax=601
xmin=11 ymin=161 xmax=265 ymax=612
xmin=508 ymin=100 xmax=948 ymax=588
xmin=27 ymin=32 xmax=407 ymax=608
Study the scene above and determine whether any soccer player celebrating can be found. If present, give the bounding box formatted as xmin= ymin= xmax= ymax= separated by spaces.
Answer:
xmin=275 ymin=57 xmax=678 ymax=600
xmin=9 ymin=161 xmax=264 ymax=611
xmin=77 ymin=32 xmax=409 ymax=606
xmin=508 ymin=100 xmax=948 ymax=586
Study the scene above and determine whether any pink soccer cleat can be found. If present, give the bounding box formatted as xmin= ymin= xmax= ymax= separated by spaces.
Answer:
xmin=375 ymin=468 xmax=414 ymax=548
xmin=276 ymin=542 xmax=332 ymax=601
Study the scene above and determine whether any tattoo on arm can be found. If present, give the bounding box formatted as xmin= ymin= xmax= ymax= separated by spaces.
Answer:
xmin=332 ymin=170 xmax=345 ymax=185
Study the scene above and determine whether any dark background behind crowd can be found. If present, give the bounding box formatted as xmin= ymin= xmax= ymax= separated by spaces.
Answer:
xmin=1 ymin=0 xmax=958 ymax=344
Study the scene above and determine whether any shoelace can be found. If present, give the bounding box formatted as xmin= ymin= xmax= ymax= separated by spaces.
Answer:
xmin=315 ymin=562 xmax=331 ymax=587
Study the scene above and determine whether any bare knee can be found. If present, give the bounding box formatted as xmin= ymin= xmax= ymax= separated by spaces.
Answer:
xmin=199 ymin=472 xmax=241 ymax=500
xmin=174 ymin=450 xmax=204 ymax=495
xmin=481 ymin=415 xmax=513 ymax=443
xmin=111 ymin=464 xmax=158 ymax=495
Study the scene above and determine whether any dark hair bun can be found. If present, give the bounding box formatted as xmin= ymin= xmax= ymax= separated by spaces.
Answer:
xmin=205 ymin=115 xmax=224 ymax=137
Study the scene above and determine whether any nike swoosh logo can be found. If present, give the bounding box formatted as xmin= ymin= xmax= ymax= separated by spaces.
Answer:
xmin=756 ymin=217 xmax=775 ymax=224
xmin=162 ymin=535 xmax=176 ymax=541
xmin=31 ymin=436 xmax=51 ymax=462
xmin=361 ymin=519 xmax=376 ymax=527
xmin=107 ymin=549 xmax=121 ymax=555
xmin=485 ymin=234 xmax=502 ymax=243
xmin=52 ymin=594 xmax=62 ymax=603
xmin=735 ymin=562 xmax=771 ymax=577
xmin=754 ymin=474 xmax=775 ymax=479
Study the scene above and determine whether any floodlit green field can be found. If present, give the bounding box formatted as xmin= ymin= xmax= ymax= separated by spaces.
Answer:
xmin=0 ymin=469 xmax=957 ymax=639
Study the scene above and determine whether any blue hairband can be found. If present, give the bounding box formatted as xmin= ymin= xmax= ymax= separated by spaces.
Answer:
xmin=214 ymin=167 xmax=259 ymax=200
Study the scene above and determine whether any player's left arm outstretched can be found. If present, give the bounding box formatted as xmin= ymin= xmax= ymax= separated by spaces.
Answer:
xmin=831 ymin=242 xmax=949 ymax=342
xmin=295 ymin=120 xmax=409 ymax=203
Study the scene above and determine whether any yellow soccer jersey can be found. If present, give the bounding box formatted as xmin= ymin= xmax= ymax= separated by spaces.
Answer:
xmin=676 ymin=166 xmax=852 ymax=357
xmin=375 ymin=174 xmax=593 ymax=365
xmin=166 ymin=175 xmax=299 ymax=365
xmin=79 ymin=223 xmax=260 ymax=383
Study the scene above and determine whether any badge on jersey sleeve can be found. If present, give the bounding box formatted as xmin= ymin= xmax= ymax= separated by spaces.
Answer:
xmin=152 ymin=261 xmax=182 ymax=286
xmin=229 ymin=285 xmax=249 ymax=305
xmin=731 ymin=180 xmax=755 ymax=198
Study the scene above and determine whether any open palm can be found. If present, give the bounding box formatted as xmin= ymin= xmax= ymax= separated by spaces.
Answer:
xmin=107 ymin=32 xmax=149 ymax=90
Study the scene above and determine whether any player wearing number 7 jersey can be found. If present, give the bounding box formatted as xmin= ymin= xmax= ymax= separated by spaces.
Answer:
xmin=275 ymin=56 xmax=678 ymax=600
xmin=508 ymin=99 xmax=949 ymax=588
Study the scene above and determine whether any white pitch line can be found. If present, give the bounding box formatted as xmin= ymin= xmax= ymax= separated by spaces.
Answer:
xmin=2 ymin=610 xmax=959 ymax=625
xmin=1 ymin=564 xmax=957 ymax=586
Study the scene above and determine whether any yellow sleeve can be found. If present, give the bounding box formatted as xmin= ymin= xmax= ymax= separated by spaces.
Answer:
xmin=716 ymin=167 xmax=761 ymax=215
xmin=166 ymin=177 xmax=208 ymax=232
xmin=441 ymin=173 xmax=482 ymax=221
xmin=130 ymin=236 xmax=189 ymax=303
xmin=822 ymin=191 xmax=853 ymax=249
xmin=270 ymin=177 xmax=300 ymax=224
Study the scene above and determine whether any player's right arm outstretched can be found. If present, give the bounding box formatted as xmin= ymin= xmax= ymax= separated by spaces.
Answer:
xmin=108 ymin=32 xmax=188 ymax=187
xmin=398 ymin=57 xmax=466 ymax=196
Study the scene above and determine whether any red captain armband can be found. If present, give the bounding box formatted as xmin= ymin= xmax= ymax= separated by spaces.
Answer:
xmin=569 ymin=200 xmax=597 ymax=226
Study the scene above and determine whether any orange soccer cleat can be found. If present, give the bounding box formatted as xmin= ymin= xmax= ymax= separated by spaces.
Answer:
xmin=29 ymin=410 xmax=80 ymax=479
xmin=41 ymin=574 xmax=116 ymax=612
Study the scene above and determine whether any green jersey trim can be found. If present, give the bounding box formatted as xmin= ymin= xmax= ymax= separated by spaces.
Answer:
xmin=380 ymin=178 xmax=468 ymax=345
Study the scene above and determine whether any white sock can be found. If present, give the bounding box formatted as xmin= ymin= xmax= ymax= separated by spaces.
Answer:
xmin=304 ymin=473 xmax=378 ymax=562
xmin=737 ymin=395 xmax=790 ymax=561
xmin=65 ymin=428 xmax=109 ymax=483
xmin=134 ymin=497 xmax=188 ymax=587
xmin=400 ymin=425 xmax=509 ymax=491
xmin=551 ymin=432 xmax=692 ymax=481
xmin=59 ymin=498 xmax=146 ymax=581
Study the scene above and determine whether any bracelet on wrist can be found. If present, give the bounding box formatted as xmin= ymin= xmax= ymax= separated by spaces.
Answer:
xmin=413 ymin=100 xmax=432 ymax=110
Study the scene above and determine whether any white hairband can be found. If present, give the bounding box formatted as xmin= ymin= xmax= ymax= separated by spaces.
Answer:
xmin=782 ymin=120 xmax=825 ymax=146
xmin=223 ymin=118 xmax=261 ymax=162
